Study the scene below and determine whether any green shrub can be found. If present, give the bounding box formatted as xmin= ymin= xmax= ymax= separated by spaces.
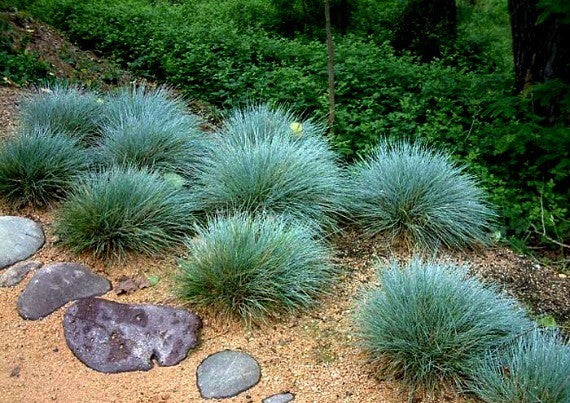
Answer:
xmin=349 ymin=141 xmax=494 ymax=250
xmin=355 ymin=259 xmax=531 ymax=395
xmin=19 ymin=84 xmax=103 ymax=142
xmin=177 ymin=213 xmax=335 ymax=322
xmin=470 ymin=328 xmax=570 ymax=403
xmin=55 ymin=166 xmax=195 ymax=259
xmin=195 ymin=109 xmax=346 ymax=230
xmin=97 ymin=107 xmax=205 ymax=178
xmin=0 ymin=127 xmax=89 ymax=207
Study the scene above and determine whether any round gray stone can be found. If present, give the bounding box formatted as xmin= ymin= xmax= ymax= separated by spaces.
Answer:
xmin=63 ymin=297 xmax=202 ymax=373
xmin=263 ymin=392 xmax=295 ymax=403
xmin=0 ymin=260 xmax=42 ymax=287
xmin=0 ymin=216 xmax=44 ymax=269
xmin=17 ymin=262 xmax=111 ymax=320
xmin=196 ymin=350 xmax=261 ymax=399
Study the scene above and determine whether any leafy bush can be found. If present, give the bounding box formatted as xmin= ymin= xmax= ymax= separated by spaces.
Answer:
xmin=349 ymin=141 xmax=494 ymax=250
xmin=55 ymin=166 xmax=195 ymax=259
xmin=177 ymin=213 xmax=335 ymax=322
xmin=19 ymin=84 xmax=103 ymax=142
xmin=0 ymin=127 xmax=89 ymax=207
xmin=470 ymin=328 xmax=570 ymax=403
xmin=195 ymin=108 xmax=346 ymax=230
xmin=355 ymin=259 xmax=531 ymax=395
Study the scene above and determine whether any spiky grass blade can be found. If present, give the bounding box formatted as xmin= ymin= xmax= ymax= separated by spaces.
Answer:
xmin=55 ymin=166 xmax=196 ymax=259
xmin=19 ymin=84 xmax=103 ymax=142
xmin=355 ymin=259 xmax=531 ymax=396
xmin=470 ymin=328 xmax=570 ymax=403
xmin=177 ymin=213 xmax=336 ymax=322
xmin=0 ymin=127 xmax=90 ymax=207
xmin=350 ymin=141 xmax=494 ymax=250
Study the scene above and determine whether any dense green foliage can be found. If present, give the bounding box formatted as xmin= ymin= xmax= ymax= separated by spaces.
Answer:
xmin=349 ymin=141 xmax=494 ymax=250
xmin=0 ymin=127 xmax=89 ymax=207
xmin=9 ymin=0 xmax=570 ymax=247
xmin=177 ymin=213 xmax=335 ymax=322
xmin=97 ymin=86 xmax=206 ymax=177
xmin=355 ymin=259 xmax=531 ymax=395
xmin=195 ymin=105 xmax=346 ymax=230
xmin=55 ymin=167 xmax=196 ymax=259
xmin=470 ymin=328 xmax=570 ymax=403
xmin=20 ymin=84 xmax=103 ymax=142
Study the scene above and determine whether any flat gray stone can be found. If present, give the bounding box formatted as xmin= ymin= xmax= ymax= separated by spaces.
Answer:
xmin=17 ymin=262 xmax=111 ymax=320
xmin=0 ymin=260 xmax=42 ymax=287
xmin=0 ymin=216 xmax=44 ymax=269
xmin=197 ymin=350 xmax=261 ymax=399
xmin=263 ymin=393 xmax=295 ymax=403
xmin=63 ymin=298 xmax=202 ymax=373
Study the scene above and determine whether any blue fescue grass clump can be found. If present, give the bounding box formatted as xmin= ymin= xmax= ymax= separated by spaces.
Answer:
xmin=195 ymin=108 xmax=346 ymax=230
xmin=97 ymin=84 xmax=206 ymax=178
xmin=101 ymin=85 xmax=189 ymax=128
xmin=222 ymin=103 xmax=326 ymax=144
xmin=96 ymin=112 xmax=205 ymax=178
xmin=470 ymin=328 xmax=570 ymax=403
xmin=355 ymin=259 xmax=531 ymax=396
xmin=349 ymin=141 xmax=494 ymax=250
xmin=19 ymin=84 xmax=103 ymax=142
xmin=55 ymin=166 xmax=196 ymax=259
xmin=0 ymin=127 xmax=90 ymax=207
xmin=177 ymin=213 xmax=336 ymax=322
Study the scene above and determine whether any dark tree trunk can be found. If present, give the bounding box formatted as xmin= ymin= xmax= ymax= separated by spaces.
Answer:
xmin=508 ymin=0 xmax=570 ymax=93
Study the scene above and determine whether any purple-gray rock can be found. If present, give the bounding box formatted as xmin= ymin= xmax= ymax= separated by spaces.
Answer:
xmin=17 ymin=262 xmax=111 ymax=320
xmin=0 ymin=260 xmax=42 ymax=287
xmin=0 ymin=216 xmax=44 ymax=269
xmin=63 ymin=298 xmax=202 ymax=373
xmin=196 ymin=350 xmax=261 ymax=399
xmin=263 ymin=393 xmax=295 ymax=403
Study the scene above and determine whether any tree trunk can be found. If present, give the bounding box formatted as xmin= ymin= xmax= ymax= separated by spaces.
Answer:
xmin=324 ymin=0 xmax=335 ymax=134
xmin=508 ymin=0 xmax=570 ymax=93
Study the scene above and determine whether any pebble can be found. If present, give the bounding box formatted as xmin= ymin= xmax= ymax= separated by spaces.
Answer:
xmin=0 ymin=260 xmax=42 ymax=287
xmin=63 ymin=297 xmax=202 ymax=373
xmin=0 ymin=216 xmax=44 ymax=269
xmin=17 ymin=262 xmax=111 ymax=320
xmin=263 ymin=392 xmax=295 ymax=403
xmin=196 ymin=350 xmax=261 ymax=399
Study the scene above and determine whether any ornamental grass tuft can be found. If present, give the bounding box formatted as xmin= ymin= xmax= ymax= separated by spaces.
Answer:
xmin=55 ymin=166 xmax=196 ymax=259
xmin=195 ymin=107 xmax=346 ymax=230
xmin=221 ymin=103 xmax=326 ymax=143
xmin=177 ymin=213 xmax=336 ymax=322
xmin=0 ymin=127 xmax=90 ymax=207
xmin=470 ymin=328 xmax=570 ymax=403
xmin=19 ymin=84 xmax=103 ymax=142
xmin=355 ymin=259 xmax=531 ymax=396
xmin=349 ymin=141 xmax=494 ymax=250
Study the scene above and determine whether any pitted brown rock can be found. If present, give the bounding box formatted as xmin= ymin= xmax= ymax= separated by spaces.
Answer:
xmin=63 ymin=297 xmax=202 ymax=373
